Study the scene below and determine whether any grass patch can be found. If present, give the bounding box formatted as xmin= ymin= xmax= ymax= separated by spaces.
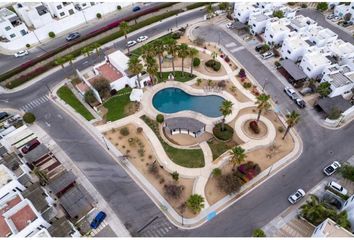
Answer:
xmin=213 ymin=123 xmax=234 ymax=141
xmin=208 ymin=138 xmax=237 ymax=160
xmin=141 ymin=115 xmax=204 ymax=168
xmin=131 ymin=33 xmax=172 ymax=57
xmin=341 ymin=165 xmax=354 ymax=182
xmin=157 ymin=71 xmax=196 ymax=83
xmin=103 ymin=87 xmax=133 ymax=121
xmin=186 ymin=2 xmax=212 ymax=10
xmin=57 ymin=86 xmax=94 ymax=121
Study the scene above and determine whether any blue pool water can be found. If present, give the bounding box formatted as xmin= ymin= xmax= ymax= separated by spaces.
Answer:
xmin=152 ymin=88 xmax=225 ymax=117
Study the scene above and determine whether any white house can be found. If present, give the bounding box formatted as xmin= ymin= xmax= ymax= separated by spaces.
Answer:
xmin=264 ymin=17 xmax=292 ymax=46
xmin=248 ymin=13 xmax=269 ymax=35
xmin=43 ymin=2 xmax=77 ymax=19
xmin=299 ymin=48 xmax=333 ymax=79
xmin=281 ymin=33 xmax=311 ymax=62
xmin=13 ymin=2 xmax=53 ymax=29
xmin=334 ymin=2 xmax=354 ymax=21
xmin=341 ymin=194 xmax=354 ymax=232
xmin=312 ymin=218 xmax=353 ymax=237
xmin=255 ymin=2 xmax=283 ymax=10
xmin=321 ymin=64 xmax=354 ymax=98
xmin=234 ymin=2 xmax=256 ymax=23
xmin=0 ymin=8 xmax=28 ymax=41
xmin=288 ymin=15 xmax=316 ymax=33
xmin=307 ymin=25 xmax=338 ymax=47
xmin=325 ymin=39 xmax=354 ymax=65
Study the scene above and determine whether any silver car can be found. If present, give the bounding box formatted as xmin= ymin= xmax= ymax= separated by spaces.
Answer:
xmin=288 ymin=189 xmax=305 ymax=204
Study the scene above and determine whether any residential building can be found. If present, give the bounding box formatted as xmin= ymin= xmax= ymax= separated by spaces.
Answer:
xmin=13 ymin=2 xmax=53 ymax=29
xmin=334 ymin=2 xmax=354 ymax=21
xmin=73 ymin=2 xmax=95 ymax=11
xmin=299 ymin=48 xmax=333 ymax=79
xmin=321 ymin=64 xmax=354 ymax=98
xmin=248 ymin=12 xmax=269 ymax=35
xmin=307 ymin=25 xmax=338 ymax=47
xmin=281 ymin=32 xmax=311 ymax=62
xmin=0 ymin=8 xmax=28 ymax=41
xmin=43 ymin=2 xmax=77 ymax=19
xmin=255 ymin=2 xmax=283 ymax=10
xmin=341 ymin=194 xmax=354 ymax=231
xmin=234 ymin=2 xmax=256 ymax=23
xmin=325 ymin=39 xmax=354 ymax=65
xmin=264 ymin=17 xmax=292 ymax=46
xmin=288 ymin=15 xmax=316 ymax=33
xmin=312 ymin=218 xmax=353 ymax=237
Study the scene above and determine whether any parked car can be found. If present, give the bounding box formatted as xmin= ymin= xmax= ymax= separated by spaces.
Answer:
xmin=328 ymin=181 xmax=348 ymax=195
xmin=132 ymin=6 xmax=141 ymax=12
xmin=327 ymin=14 xmax=334 ymax=20
xmin=288 ymin=189 xmax=305 ymax=204
xmin=21 ymin=139 xmax=40 ymax=154
xmin=284 ymin=87 xmax=296 ymax=99
xmin=126 ymin=40 xmax=137 ymax=47
xmin=323 ymin=161 xmax=341 ymax=176
xmin=300 ymin=87 xmax=313 ymax=96
xmin=255 ymin=44 xmax=263 ymax=52
xmin=90 ymin=211 xmax=106 ymax=229
xmin=226 ymin=22 xmax=234 ymax=29
xmin=0 ymin=112 xmax=9 ymax=120
xmin=342 ymin=21 xmax=353 ymax=27
xmin=261 ymin=51 xmax=274 ymax=60
xmin=294 ymin=98 xmax=306 ymax=108
xmin=137 ymin=35 xmax=148 ymax=42
xmin=14 ymin=50 xmax=29 ymax=58
xmin=66 ymin=32 xmax=80 ymax=41
xmin=331 ymin=16 xmax=340 ymax=22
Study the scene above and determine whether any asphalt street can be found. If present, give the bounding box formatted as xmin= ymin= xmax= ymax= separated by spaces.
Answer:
xmin=0 ymin=3 xmax=161 ymax=73
xmin=0 ymin=11 xmax=353 ymax=237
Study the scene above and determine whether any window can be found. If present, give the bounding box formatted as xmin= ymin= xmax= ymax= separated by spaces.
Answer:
xmin=9 ymin=33 xmax=16 ymax=38
xmin=238 ymin=13 xmax=241 ymax=16
xmin=270 ymin=34 xmax=273 ymax=38
xmin=5 ymin=26 xmax=11 ymax=31
xmin=57 ymin=5 xmax=62 ymax=10
xmin=20 ymin=29 xmax=27 ymax=36
xmin=307 ymin=67 xmax=311 ymax=72
xmin=253 ymin=24 xmax=256 ymax=27
xmin=287 ymin=50 xmax=291 ymax=54
xmin=59 ymin=12 xmax=65 ymax=17
xmin=68 ymin=9 xmax=74 ymax=15
xmin=82 ymin=3 xmax=86 ymax=7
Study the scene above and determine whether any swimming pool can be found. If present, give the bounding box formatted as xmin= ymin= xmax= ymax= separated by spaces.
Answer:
xmin=152 ymin=87 xmax=225 ymax=118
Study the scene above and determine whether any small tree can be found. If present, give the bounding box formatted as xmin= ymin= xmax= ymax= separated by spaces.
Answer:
xmin=218 ymin=173 xmax=241 ymax=194
xmin=48 ymin=31 xmax=55 ymax=38
xmin=186 ymin=194 xmax=205 ymax=214
xmin=252 ymin=228 xmax=266 ymax=237
xmin=156 ymin=114 xmax=164 ymax=123
xmin=96 ymin=13 xmax=102 ymax=19
xmin=148 ymin=163 xmax=159 ymax=175
xmin=92 ymin=78 xmax=111 ymax=99
xmin=283 ymin=111 xmax=300 ymax=140
xmin=230 ymin=146 xmax=246 ymax=169
xmin=317 ymin=2 xmax=328 ymax=11
xmin=327 ymin=107 xmax=342 ymax=120
xmin=219 ymin=100 xmax=233 ymax=131
xmin=255 ymin=93 xmax=271 ymax=122
xmin=171 ymin=171 xmax=179 ymax=181
xmin=272 ymin=10 xmax=284 ymax=18
xmin=117 ymin=5 xmax=122 ymax=10
xmin=84 ymin=89 xmax=96 ymax=104
xmin=164 ymin=184 xmax=184 ymax=199
xmin=26 ymin=43 xmax=30 ymax=48
xmin=301 ymin=3 xmax=308 ymax=8
xmin=317 ymin=82 xmax=332 ymax=97
xmin=238 ymin=68 xmax=246 ymax=78
xmin=23 ymin=112 xmax=36 ymax=124
xmin=196 ymin=79 xmax=202 ymax=86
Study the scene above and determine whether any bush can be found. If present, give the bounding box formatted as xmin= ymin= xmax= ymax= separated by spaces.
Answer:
xmin=171 ymin=171 xmax=179 ymax=181
xmin=252 ymin=228 xmax=266 ymax=237
xmin=217 ymin=80 xmax=226 ymax=88
xmin=213 ymin=123 xmax=234 ymax=141
xmin=237 ymin=161 xmax=261 ymax=181
xmin=212 ymin=168 xmax=222 ymax=177
xmin=249 ymin=120 xmax=260 ymax=134
xmin=171 ymin=32 xmax=182 ymax=39
xmin=193 ymin=57 xmax=201 ymax=67
xmin=84 ymin=90 xmax=96 ymax=104
xmin=26 ymin=43 xmax=30 ymax=48
xmin=92 ymin=78 xmax=111 ymax=99
xmin=120 ymin=127 xmax=130 ymax=136
xmin=278 ymin=126 xmax=284 ymax=133
xmin=224 ymin=55 xmax=230 ymax=63
xmin=110 ymin=89 xmax=117 ymax=96
xmin=287 ymin=2 xmax=296 ymax=6
xmin=117 ymin=5 xmax=122 ymax=10
xmin=341 ymin=165 xmax=354 ymax=182
xmin=148 ymin=163 xmax=159 ymax=175
xmin=243 ymin=82 xmax=252 ymax=89
xmin=218 ymin=173 xmax=242 ymax=194
xmin=164 ymin=184 xmax=184 ymax=199
xmin=23 ymin=112 xmax=36 ymax=124
xmin=301 ymin=3 xmax=308 ymax=8
xmin=96 ymin=13 xmax=102 ymax=19
xmin=238 ymin=68 xmax=246 ymax=78
xmin=48 ymin=31 xmax=55 ymax=38
xmin=156 ymin=114 xmax=164 ymax=123
xmin=136 ymin=127 xmax=143 ymax=133
xmin=274 ymin=61 xmax=281 ymax=67
xmin=186 ymin=194 xmax=205 ymax=213
xmin=205 ymin=59 xmax=221 ymax=71
xmin=196 ymin=78 xmax=202 ymax=86
xmin=328 ymin=107 xmax=342 ymax=120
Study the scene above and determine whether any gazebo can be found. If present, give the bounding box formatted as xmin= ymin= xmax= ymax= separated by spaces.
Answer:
xmin=164 ymin=117 xmax=206 ymax=138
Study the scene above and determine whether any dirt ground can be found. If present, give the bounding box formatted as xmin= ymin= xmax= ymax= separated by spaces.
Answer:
xmin=104 ymin=124 xmax=196 ymax=218
xmin=205 ymin=107 xmax=295 ymax=205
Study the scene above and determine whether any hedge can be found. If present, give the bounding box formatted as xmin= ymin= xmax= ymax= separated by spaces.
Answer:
xmin=205 ymin=59 xmax=221 ymax=71
xmin=0 ymin=3 xmax=178 ymax=85
xmin=186 ymin=2 xmax=212 ymax=10
xmin=193 ymin=57 xmax=200 ymax=67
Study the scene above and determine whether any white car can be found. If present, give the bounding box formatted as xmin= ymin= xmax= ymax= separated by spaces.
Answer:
xmin=328 ymin=181 xmax=348 ymax=195
xmin=284 ymin=87 xmax=296 ymax=99
xmin=323 ymin=161 xmax=341 ymax=176
xmin=288 ymin=189 xmax=305 ymax=204
xmin=126 ymin=40 xmax=137 ymax=47
xmin=14 ymin=50 xmax=29 ymax=58
xmin=261 ymin=51 xmax=274 ymax=60
xmin=226 ymin=22 xmax=233 ymax=29
xmin=137 ymin=36 xmax=148 ymax=42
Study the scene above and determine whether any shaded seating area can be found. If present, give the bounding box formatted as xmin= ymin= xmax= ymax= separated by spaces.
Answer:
xmin=315 ymin=96 xmax=352 ymax=117
xmin=164 ymin=117 xmax=206 ymax=138
xmin=279 ymin=59 xmax=307 ymax=85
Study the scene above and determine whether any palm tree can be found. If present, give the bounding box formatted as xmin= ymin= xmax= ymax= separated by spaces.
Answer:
xmin=255 ymin=93 xmax=271 ymax=122
xmin=66 ymin=54 xmax=76 ymax=73
xmin=219 ymin=100 xmax=233 ymax=131
xmin=81 ymin=46 xmax=93 ymax=65
xmin=188 ymin=47 xmax=198 ymax=76
xmin=120 ymin=21 xmax=130 ymax=54
xmin=153 ymin=39 xmax=165 ymax=79
xmin=230 ymin=146 xmax=246 ymax=169
xmin=177 ymin=43 xmax=189 ymax=76
xmin=128 ymin=57 xmax=143 ymax=88
xmin=55 ymin=56 xmax=67 ymax=69
xmin=141 ymin=44 xmax=155 ymax=61
xmin=283 ymin=110 xmax=300 ymax=140
xmin=91 ymin=42 xmax=101 ymax=58
xmin=205 ymin=3 xmax=214 ymax=18
xmin=165 ymin=37 xmax=177 ymax=75
xmin=145 ymin=56 xmax=158 ymax=85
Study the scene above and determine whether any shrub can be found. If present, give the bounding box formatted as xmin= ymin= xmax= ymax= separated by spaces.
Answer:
xmin=301 ymin=3 xmax=308 ymax=8
xmin=287 ymin=2 xmax=296 ymax=6
xmin=136 ymin=127 xmax=143 ymax=133
xmin=243 ymin=82 xmax=252 ymax=89
xmin=26 ymin=43 xmax=30 ymax=48
xmin=48 ymin=31 xmax=55 ymax=38
xmin=110 ymin=89 xmax=117 ymax=96
xmin=218 ymin=173 xmax=242 ymax=194
xmin=171 ymin=171 xmax=179 ymax=181
xmin=156 ymin=114 xmax=164 ymax=123
xmin=217 ymin=80 xmax=226 ymax=88
xmin=164 ymin=184 xmax=184 ymax=199
xmin=117 ymin=5 xmax=122 ymax=10
xmin=317 ymin=2 xmax=328 ymax=11
xmin=272 ymin=10 xmax=284 ymax=18
xmin=278 ymin=126 xmax=284 ymax=133
xmin=224 ymin=55 xmax=230 ymax=63
xmin=237 ymin=161 xmax=261 ymax=181
xmin=205 ymin=59 xmax=221 ymax=71
xmin=193 ymin=57 xmax=201 ymax=67
xmin=148 ymin=163 xmax=159 ymax=175
xmin=96 ymin=13 xmax=102 ymax=19
xmin=120 ymin=127 xmax=130 ymax=136
xmin=186 ymin=194 xmax=205 ymax=213
xmin=212 ymin=168 xmax=222 ymax=177
xmin=196 ymin=78 xmax=202 ymax=86
xmin=23 ymin=112 xmax=36 ymax=124
xmin=252 ymin=228 xmax=266 ymax=237
xmin=328 ymin=107 xmax=342 ymax=120
xmin=171 ymin=32 xmax=182 ymax=39
xmin=341 ymin=165 xmax=354 ymax=182
xmin=213 ymin=123 xmax=234 ymax=141
xmin=249 ymin=120 xmax=260 ymax=134
xmin=274 ymin=61 xmax=281 ymax=67
xmin=84 ymin=90 xmax=96 ymax=104
xmin=238 ymin=68 xmax=246 ymax=78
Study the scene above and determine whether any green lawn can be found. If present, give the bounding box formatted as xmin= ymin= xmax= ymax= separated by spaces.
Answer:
xmin=141 ymin=115 xmax=204 ymax=168
xmin=208 ymin=138 xmax=237 ymax=160
xmin=157 ymin=71 xmax=196 ymax=83
xmin=103 ymin=88 xmax=133 ymax=121
xmin=57 ymin=86 xmax=94 ymax=121
xmin=130 ymin=33 xmax=172 ymax=57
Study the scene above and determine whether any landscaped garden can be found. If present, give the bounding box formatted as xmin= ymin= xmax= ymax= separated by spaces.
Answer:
xmin=57 ymin=86 xmax=94 ymax=121
xmin=156 ymin=71 xmax=196 ymax=83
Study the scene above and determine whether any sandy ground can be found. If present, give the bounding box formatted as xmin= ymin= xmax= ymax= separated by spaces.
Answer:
xmin=205 ymin=107 xmax=295 ymax=205
xmin=104 ymin=124 xmax=196 ymax=218
xmin=164 ymin=129 xmax=213 ymax=146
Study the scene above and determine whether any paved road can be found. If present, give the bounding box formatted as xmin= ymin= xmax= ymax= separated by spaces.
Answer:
xmin=297 ymin=8 xmax=354 ymax=44
xmin=0 ymin=3 xmax=161 ymax=74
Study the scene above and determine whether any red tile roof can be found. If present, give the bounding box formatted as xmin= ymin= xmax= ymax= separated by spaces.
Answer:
xmin=96 ymin=62 xmax=124 ymax=83
xmin=10 ymin=205 xmax=37 ymax=232
xmin=0 ymin=196 xmax=22 ymax=237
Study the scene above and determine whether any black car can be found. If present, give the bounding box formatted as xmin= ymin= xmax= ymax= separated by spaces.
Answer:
xmin=255 ymin=45 xmax=263 ymax=52
xmin=0 ymin=112 xmax=9 ymax=120
xmin=66 ymin=32 xmax=80 ymax=41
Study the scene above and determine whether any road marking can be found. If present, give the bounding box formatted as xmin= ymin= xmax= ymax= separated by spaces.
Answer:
xmin=225 ymin=42 xmax=237 ymax=48
xmin=57 ymin=114 xmax=63 ymax=119
xmin=45 ymin=121 xmax=51 ymax=127
xmin=230 ymin=46 xmax=245 ymax=52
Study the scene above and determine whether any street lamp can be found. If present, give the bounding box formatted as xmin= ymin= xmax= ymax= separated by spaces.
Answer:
xmin=267 ymin=163 xmax=274 ymax=177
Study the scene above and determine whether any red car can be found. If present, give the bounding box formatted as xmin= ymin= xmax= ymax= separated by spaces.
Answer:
xmin=21 ymin=139 xmax=40 ymax=154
